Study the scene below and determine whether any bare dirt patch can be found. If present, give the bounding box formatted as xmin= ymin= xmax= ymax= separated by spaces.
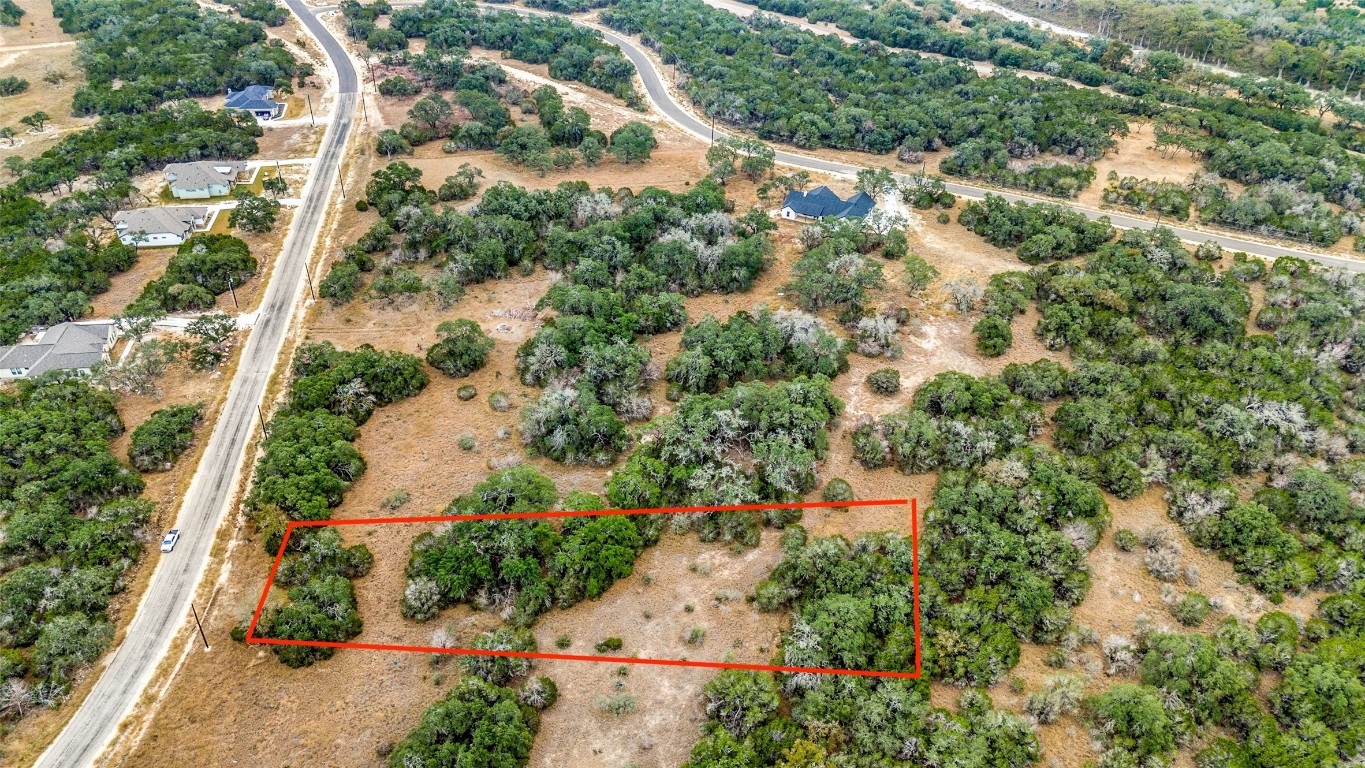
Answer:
xmin=0 ymin=0 xmax=94 ymax=159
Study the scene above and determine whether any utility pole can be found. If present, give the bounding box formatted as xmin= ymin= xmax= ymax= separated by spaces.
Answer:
xmin=256 ymin=404 xmax=269 ymax=436
xmin=710 ymin=114 xmax=715 ymax=144
xmin=190 ymin=604 xmax=210 ymax=651
xmin=226 ymin=273 xmax=238 ymax=309
xmin=360 ymin=93 xmax=369 ymax=124
xmin=304 ymin=265 xmax=316 ymax=301
xmin=305 ymin=94 xmax=315 ymax=127
xmin=336 ymin=165 xmax=347 ymax=199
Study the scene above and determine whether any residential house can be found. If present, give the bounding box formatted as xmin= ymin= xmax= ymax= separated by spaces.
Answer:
xmin=780 ymin=186 xmax=877 ymax=221
xmin=0 ymin=321 xmax=119 ymax=380
xmin=225 ymin=85 xmax=286 ymax=120
xmin=112 ymin=206 xmax=210 ymax=247
xmin=163 ymin=161 xmax=249 ymax=199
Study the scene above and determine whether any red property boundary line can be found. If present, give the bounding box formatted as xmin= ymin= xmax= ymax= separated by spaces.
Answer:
xmin=246 ymin=498 xmax=920 ymax=678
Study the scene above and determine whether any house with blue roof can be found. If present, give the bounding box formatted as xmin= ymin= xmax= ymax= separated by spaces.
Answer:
xmin=780 ymin=186 xmax=877 ymax=221
xmin=226 ymin=85 xmax=285 ymax=120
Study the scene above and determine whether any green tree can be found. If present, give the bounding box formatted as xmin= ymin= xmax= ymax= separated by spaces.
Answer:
xmin=228 ymin=189 xmax=281 ymax=233
xmin=128 ymin=403 xmax=203 ymax=471
xmin=579 ymin=134 xmax=604 ymax=166
xmin=855 ymin=166 xmax=897 ymax=200
xmin=387 ymin=678 xmax=540 ymax=768
xmin=608 ymin=121 xmax=656 ymax=163
xmin=408 ymin=92 xmax=453 ymax=133
xmin=19 ymin=111 xmax=49 ymax=131
xmin=426 ymin=319 xmax=494 ymax=378
xmin=497 ymin=125 xmax=552 ymax=165
xmin=1083 ymin=684 xmax=1177 ymax=762
xmin=376 ymin=129 xmax=412 ymax=158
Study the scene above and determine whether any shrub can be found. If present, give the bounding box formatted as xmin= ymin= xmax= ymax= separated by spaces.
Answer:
xmin=597 ymin=693 xmax=637 ymax=715
xmin=426 ymin=319 xmax=494 ymax=378
xmin=519 ymin=676 xmax=558 ymax=710
xmin=128 ymin=403 xmax=203 ymax=471
xmin=457 ymin=385 xmax=477 ymax=401
xmin=488 ymin=390 xmax=511 ymax=412
xmin=386 ymin=678 xmax=539 ymax=767
xmin=595 ymin=637 xmax=624 ymax=653
xmin=1024 ymin=676 xmax=1083 ymax=724
xmin=866 ymin=368 xmax=901 ymax=395
xmin=701 ymin=670 xmax=780 ymax=737
xmin=665 ymin=307 xmax=848 ymax=394
xmin=377 ymin=75 xmax=421 ymax=97
xmin=1082 ymin=684 xmax=1176 ymax=763
xmin=821 ymin=478 xmax=854 ymax=512
xmin=458 ymin=628 xmax=537 ymax=685
xmin=319 ymin=261 xmax=362 ymax=304
xmin=973 ymin=315 xmax=1013 ymax=356
xmin=254 ymin=575 xmax=364 ymax=667
xmin=0 ymin=76 xmax=29 ymax=97
xmin=520 ymin=386 xmax=629 ymax=465
xmin=1170 ymin=592 xmax=1212 ymax=626
xmin=608 ymin=121 xmax=656 ymax=163
xmin=1114 ymin=529 xmax=1138 ymax=552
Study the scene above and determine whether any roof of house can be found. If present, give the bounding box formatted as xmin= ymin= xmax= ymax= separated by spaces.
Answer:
xmin=226 ymin=85 xmax=282 ymax=112
xmin=112 ymin=206 xmax=208 ymax=236
xmin=0 ymin=322 xmax=115 ymax=376
xmin=163 ymin=161 xmax=245 ymax=193
xmin=781 ymin=186 xmax=876 ymax=218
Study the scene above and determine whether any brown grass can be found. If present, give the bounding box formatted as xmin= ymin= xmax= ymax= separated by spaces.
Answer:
xmin=0 ymin=0 xmax=94 ymax=160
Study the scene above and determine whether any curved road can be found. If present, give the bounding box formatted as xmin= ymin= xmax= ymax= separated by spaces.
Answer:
xmin=32 ymin=2 xmax=357 ymax=766
xmin=581 ymin=18 xmax=1365 ymax=271
xmin=438 ymin=1 xmax=1361 ymax=271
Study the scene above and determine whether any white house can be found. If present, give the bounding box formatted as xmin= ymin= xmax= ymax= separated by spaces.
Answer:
xmin=780 ymin=186 xmax=877 ymax=221
xmin=225 ymin=85 xmax=286 ymax=120
xmin=163 ymin=161 xmax=249 ymax=199
xmin=112 ymin=207 xmax=210 ymax=247
xmin=0 ymin=321 xmax=119 ymax=380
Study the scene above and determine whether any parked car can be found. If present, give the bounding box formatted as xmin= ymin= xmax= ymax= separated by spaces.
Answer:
xmin=161 ymin=529 xmax=181 ymax=553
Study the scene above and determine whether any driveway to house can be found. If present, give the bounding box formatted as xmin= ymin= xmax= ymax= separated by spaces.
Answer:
xmin=31 ymin=2 xmax=357 ymax=766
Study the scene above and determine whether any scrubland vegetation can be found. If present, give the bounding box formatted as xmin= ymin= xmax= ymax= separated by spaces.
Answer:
xmin=289 ymin=138 xmax=1365 ymax=764
xmin=0 ymin=380 xmax=151 ymax=721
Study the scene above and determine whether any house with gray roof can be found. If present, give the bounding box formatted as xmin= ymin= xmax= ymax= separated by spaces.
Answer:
xmin=0 ymin=322 xmax=119 ymax=380
xmin=163 ymin=161 xmax=250 ymax=199
xmin=112 ymin=206 xmax=209 ymax=247
xmin=225 ymin=85 xmax=285 ymax=120
xmin=780 ymin=186 xmax=877 ymax=221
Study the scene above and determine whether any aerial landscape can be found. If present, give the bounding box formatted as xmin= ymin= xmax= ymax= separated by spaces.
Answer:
xmin=1 ymin=0 xmax=1364 ymax=764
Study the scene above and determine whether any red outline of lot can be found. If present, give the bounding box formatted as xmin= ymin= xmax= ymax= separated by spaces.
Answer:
xmin=246 ymin=498 xmax=920 ymax=678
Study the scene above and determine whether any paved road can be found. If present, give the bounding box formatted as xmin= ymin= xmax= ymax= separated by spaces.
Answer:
xmin=32 ymin=3 xmax=357 ymax=766
xmin=578 ymin=15 xmax=1365 ymax=271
